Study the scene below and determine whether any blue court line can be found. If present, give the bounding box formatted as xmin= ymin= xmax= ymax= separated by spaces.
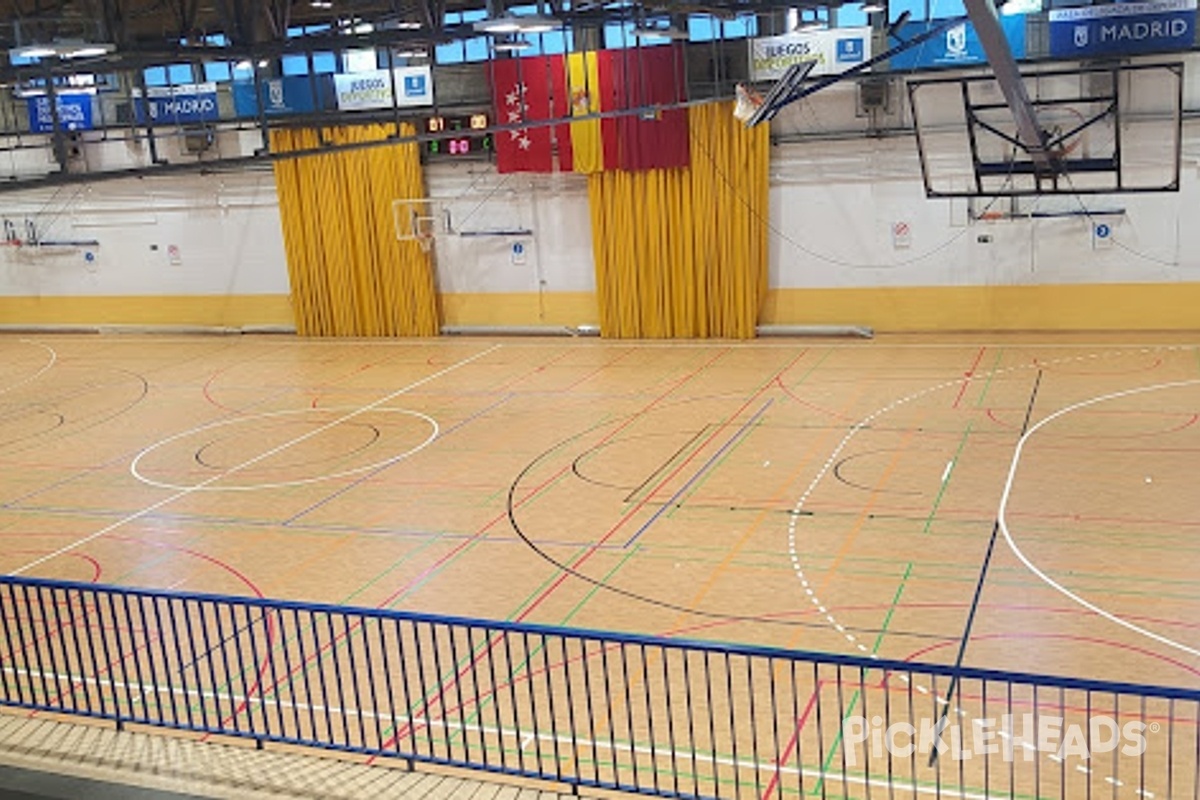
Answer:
xmin=282 ymin=393 xmax=516 ymax=525
xmin=622 ymin=399 xmax=772 ymax=549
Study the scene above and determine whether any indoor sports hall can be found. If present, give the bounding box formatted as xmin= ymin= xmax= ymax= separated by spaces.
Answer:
xmin=0 ymin=0 xmax=1198 ymax=798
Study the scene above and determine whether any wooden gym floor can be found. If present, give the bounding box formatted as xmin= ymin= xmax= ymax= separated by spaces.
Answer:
xmin=1 ymin=330 xmax=1197 ymax=693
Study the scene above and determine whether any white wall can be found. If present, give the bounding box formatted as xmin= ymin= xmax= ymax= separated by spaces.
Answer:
xmin=0 ymin=167 xmax=288 ymax=299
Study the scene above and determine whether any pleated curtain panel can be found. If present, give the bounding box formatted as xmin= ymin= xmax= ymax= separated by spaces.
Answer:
xmin=271 ymin=123 xmax=440 ymax=337
xmin=588 ymin=101 xmax=771 ymax=339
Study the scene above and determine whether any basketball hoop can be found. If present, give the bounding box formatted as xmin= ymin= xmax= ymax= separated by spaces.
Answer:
xmin=733 ymin=84 xmax=765 ymax=124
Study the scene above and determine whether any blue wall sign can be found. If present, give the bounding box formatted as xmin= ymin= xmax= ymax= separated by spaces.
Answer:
xmin=889 ymin=16 xmax=1027 ymax=69
xmin=1049 ymin=0 xmax=1196 ymax=57
xmin=27 ymin=93 xmax=94 ymax=133
xmin=231 ymin=76 xmax=324 ymax=117
xmin=134 ymin=83 xmax=220 ymax=124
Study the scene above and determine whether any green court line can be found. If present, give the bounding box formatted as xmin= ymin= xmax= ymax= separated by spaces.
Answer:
xmin=921 ymin=421 xmax=973 ymax=535
xmin=974 ymin=349 xmax=1006 ymax=408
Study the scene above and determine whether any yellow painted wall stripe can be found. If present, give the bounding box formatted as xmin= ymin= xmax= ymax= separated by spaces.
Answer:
xmin=0 ymin=295 xmax=293 ymax=328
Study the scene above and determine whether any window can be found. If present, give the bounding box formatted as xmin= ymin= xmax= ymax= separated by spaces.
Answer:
xmin=281 ymin=52 xmax=337 ymax=76
xmin=890 ymin=0 xmax=927 ymax=22
xmin=203 ymin=62 xmax=232 ymax=82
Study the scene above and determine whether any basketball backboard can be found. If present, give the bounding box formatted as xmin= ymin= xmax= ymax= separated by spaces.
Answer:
xmin=908 ymin=62 xmax=1183 ymax=198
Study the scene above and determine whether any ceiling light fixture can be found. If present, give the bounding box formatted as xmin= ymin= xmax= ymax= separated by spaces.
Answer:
xmin=310 ymin=0 xmax=333 ymax=7
xmin=474 ymin=15 xmax=558 ymax=34
xmin=861 ymin=1 xmax=885 ymax=12
xmin=632 ymin=23 xmax=689 ymax=40
xmin=492 ymin=35 xmax=533 ymax=51
xmin=395 ymin=21 xmax=423 ymax=29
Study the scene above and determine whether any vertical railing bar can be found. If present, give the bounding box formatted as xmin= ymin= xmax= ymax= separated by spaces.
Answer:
xmin=482 ymin=627 xmax=504 ymax=771
xmin=858 ymin=664 xmax=871 ymax=800
xmin=813 ymin=663 xmax=826 ymax=800
xmin=726 ymin=652 xmax=739 ymax=800
xmin=291 ymin=607 xmax=318 ymax=744
xmin=68 ymin=588 xmax=102 ymax=717
xmin=1112 ymin=693 xmax=1119 ymax=800
xmin=682 ymin=649 xmax=699 ymax=800
xmin=981 ymin=678 xmax=988 ymax=800
xmin=835 ymin=664 xmax=847 ymax=800
xmin=325 ymin=610 xmax=350 ymax=748
xmin=661 ymin=645 xmax=679 ymax=798
xmin=1033 ymin=683 xmax=1040 ymax=800
xmin=1166 ymin=697 xmax=1174 ymax=800
xmin=542 ymin=633 xmax=563 ymax=781
xmin=183 ymin=598 xmax=212 ymax=733
xmin=260 ymin=608 xmax=286 ymax=744
xmin=639 ymin=643 xmax=658 ymax=794
xmin=560 ymin=635 xmax=580 ymax=786
xmin=621 ymin=641 xmax=639 ymax=791
xmin=463 ymin=625 xmax=487 ymax=769
xmin=767 ymin=656 xmax=781 ymax=800
xmin=217 ymin=600 xmax=249 ymax=735
xmin=165 ymin=597 xmax=192 ymax=730
xmin=502 ymin=629 xmax=525 ymax=775
xmin=340 ymin=613 xmax=367 ymax=751
xmin=136 ymin=594 xmax=166 ymax=724
xmin=375 ymin=617 xmax=400 ymax=757
xmin=429 ymin=622 xmax=451 ymax=761
xmin=391 ymin=618 xmax=419 ymax=759
xmin=1086 ymin=689 xmax=1093 ymax=800
xmin=119 ymin=594 xmax=151 ymax=724
xmin=446 ymin=623 xmax=471 ymax=765
xmin=198 ymin=599 xmax=228 ymax=732
xmin=792 ymin=660 xmax=804 ymax=800
xmin=147 ymin=594 xmax=177 ymax=725
xmin=523 ymin=631 xmax=545 ymax=778
xmin=747 ymin=655 xmax=762 ymax=800
xmin=600 ymin=639 xmax=618 ymax=787
xmin=244 ymin=605 xmax=271 ymax=742
xmin=19 ymin=584 xmax=52 ymax=707
xmin=499 ymin=633 xmax=523 ymax=777
xmin=1191 ymin=698 xmax=1198 ymax=800
xmin=359 ymin=616 xmax=385 ymax=754
xmin=704 ymin=650 xmax=718 ymax=797
xmin=0 ymin=584 xmax=26 ymax=705
xmin=884 ymin=667 xmax=894 ymax=799
xmin=1139 ymin=694 xmax=1147 ymax=800
xmin=310 ymin=610 xmax=336 ymax=746
xmin=932 ymin=674 xmax=942 ymax=800
xmin=411 ymin=620 xmax=436 ymax=758
xmin=236 ymin=605 xmax=263 ymax=741
xmin=43 ymin=586 xmax=73 ymax=712
xmin=1061 ymin=686 xmax=1068 ymax=800
xmin=1007 ymin=681 xmax=1015 ymax=800
xmin=907 ymin=671 xmax=917 ymax=800
xmin=110 ymin=590 xmax=140 ymax=724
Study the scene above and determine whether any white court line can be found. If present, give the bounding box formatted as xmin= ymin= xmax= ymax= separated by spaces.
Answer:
xmin=7 ymin=343 xmax=501 ymax=577
xmin=941 ymin=460 xmax=954 ymax=483
xmin=0 ymin=663 xmax=1001 ymax=799
xmin=0 ymin=339 xmax=57 ymax=397
xmin=997 ymin=378 xmax=1200 ymax=660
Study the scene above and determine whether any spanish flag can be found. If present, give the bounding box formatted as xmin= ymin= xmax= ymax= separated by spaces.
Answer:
xmin=564 ymin=51 xmax=605 ymax=174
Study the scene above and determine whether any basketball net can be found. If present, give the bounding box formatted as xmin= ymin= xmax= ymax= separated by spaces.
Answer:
xmin=733 ymin=84 xmax=765 ymax=124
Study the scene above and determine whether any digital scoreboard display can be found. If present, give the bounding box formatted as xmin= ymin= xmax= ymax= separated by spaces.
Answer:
xmin=424 ymin=113 xmax=492 ymax=158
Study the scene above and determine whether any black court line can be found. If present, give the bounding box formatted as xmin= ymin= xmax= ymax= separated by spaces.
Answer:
xmin=929 ymin=368 xmax=1043 ymax=766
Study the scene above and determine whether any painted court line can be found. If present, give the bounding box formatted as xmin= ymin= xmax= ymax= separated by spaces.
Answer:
xmin=0 ymin=340 xmax=57 ymax=397
xmin=6 ymin=344 xmax=501 ymax=577
xmin=997 ymin=378 xmax=1200 ymax=660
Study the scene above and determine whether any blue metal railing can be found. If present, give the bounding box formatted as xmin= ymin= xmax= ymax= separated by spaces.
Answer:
xmin=1 ymin=574 xmax=1197 ymax=799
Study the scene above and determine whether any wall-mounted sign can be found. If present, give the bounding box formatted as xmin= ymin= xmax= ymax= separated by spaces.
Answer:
xmin=333 ymin=66 xmax=433 ymax=111
xmin=27 ymin=93 xmax=94 ymax=133
xmin=133 ymin=83 xmax=220 ymax=124
xmin=889 ymin=16 xmax=1027 ymax=69
xmin=1049 ymin=0 xmax=1196 ymax=57
xmin=750 ymin=27 xmax=872 ymax=81
xmin=231 ymin=76 xmax=322 ymax=117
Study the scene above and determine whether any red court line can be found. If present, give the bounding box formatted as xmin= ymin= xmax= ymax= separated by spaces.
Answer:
xmin=952 ymin=346 xmax=986 ymax=409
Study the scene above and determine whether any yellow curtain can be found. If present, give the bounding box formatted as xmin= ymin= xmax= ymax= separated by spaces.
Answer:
xmin=567 ymin=52 xmax=605 ymax=174
xmin=588 ymin=101 xmax=770 ymax=339
xmin=271 ymin=123 xmax=439 ymax=337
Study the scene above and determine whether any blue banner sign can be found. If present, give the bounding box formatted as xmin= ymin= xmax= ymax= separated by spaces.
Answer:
xmin=889 ymin=16 xmax=1027 ymax=69
xmin=231 ymin=76 xmax=322 ymax=117
xmin=134 ymin=82 xmax=220 ymax=124
xmin=1049 ymin=0 xmax=1196 ymax=57
xmin=27 ymin=93 xmax=94 ymax=133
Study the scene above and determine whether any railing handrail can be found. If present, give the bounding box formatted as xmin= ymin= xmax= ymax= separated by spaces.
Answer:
xmin=5 ymin=573 xmax=1198 ymax=703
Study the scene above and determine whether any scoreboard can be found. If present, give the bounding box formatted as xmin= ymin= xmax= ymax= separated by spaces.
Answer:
xmin=424 ymin=113 xmax=492 ymax=158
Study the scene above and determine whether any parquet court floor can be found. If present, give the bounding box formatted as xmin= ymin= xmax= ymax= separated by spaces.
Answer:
xmin=1 ymin=331 xmax=1199 ymax=799
xmin=1 ymin=332 xmax=1197 ymax=687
